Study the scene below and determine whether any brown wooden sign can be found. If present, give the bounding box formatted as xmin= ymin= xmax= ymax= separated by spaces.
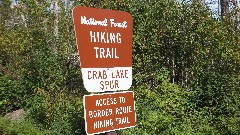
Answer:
xmin=72 ymin=6 xmax=133 ymax=92
xmin=83 ymin=91 xmax=136 ymax=135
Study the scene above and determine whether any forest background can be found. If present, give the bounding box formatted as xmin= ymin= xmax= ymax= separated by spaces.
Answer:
xmin=1 ymin=0 xmax=240 ymax=134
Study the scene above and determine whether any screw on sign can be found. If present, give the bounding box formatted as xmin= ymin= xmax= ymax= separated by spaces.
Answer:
xmin=72 ymin=6 xmax=133 ymax=92
xmin=83 ymin=91 xmax=136 ymax=135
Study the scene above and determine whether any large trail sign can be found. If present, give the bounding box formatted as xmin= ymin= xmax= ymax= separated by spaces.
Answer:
xmin=72 ymin=6 xmax=133 ymax=92
xmin=83 ymin=91 xmax=136 ymax=135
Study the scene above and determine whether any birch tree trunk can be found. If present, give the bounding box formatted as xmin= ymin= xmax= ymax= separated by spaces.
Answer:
xmin=21 ymin=14 xmax=27 ymax=27
xmin=53 ymin=0 xmax=59 ymax=53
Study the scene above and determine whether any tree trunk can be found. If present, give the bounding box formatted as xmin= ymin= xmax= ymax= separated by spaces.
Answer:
xmin=53 ymin=0 xmax=59 ymax=53
xmin=232 ymin=0 xmax=239 ymax=30
xmin=220 ymin=0 xmax=229 ymax=17
xmin=65 ymin=0 xmax=69 ymax=11
xmin=193 ymin=0 xmax=205 ymax=6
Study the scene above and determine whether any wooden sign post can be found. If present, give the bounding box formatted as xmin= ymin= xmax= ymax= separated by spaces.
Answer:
xmin=72 ymin=6 xmax=135 ymax=135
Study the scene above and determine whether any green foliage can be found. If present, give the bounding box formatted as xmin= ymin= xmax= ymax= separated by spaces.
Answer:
xmin=122 ymin=72 xmax=196 ymax=134
xmin=0 ymin=117 xmax=45 ymax=135
xmin=0 ymin=74 xmax=24 ymax=115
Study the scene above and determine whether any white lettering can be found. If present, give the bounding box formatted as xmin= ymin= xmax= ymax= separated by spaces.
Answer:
xmin=81 ymin=16 xmax=108 ymax=27
xmin=94 ymin=119 xmax=113 ymax=129
xmin=94 ymin=47 xmax=99 ymax=58
xmin=116 ymin=117 xmax=130 ymax=125
xmin=117 ymin=33 xmax=121 ymax=43
xmin=101 ymin=32 xmax=106 ymax=43
xmin=90 ymin=31 xmax=96 ymax=42
xmin=94 ymin=47 xmax=119 ymax=59
xmin=116 ymin=106 xmax=132 ymax=114
xmin=89 ymin=31 xmax=121 ymax=44
xmin=119 ymin=97 xmax=126 ymax=103
xmin=110 ymin=19 xmax=127 ymax=28
xmin=96 ymin=98 xmax=118 ymax=106
xmin=100 ymin=48 xmax=105 ymax=58
xmin=89 ymin=109 xmax=113 ymax=118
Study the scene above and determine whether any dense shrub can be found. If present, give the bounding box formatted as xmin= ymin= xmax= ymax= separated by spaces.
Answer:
xmin=0 ymin=74 xmax=24 ymax=115
xmin=0 ymin=117 xmax=45 ymax=135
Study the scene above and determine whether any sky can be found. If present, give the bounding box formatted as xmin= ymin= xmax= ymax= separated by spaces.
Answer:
xmin=177 ymin=0 xmax=240 ymax=18
xmin=10 ymin=0 xmax=240 ymax=18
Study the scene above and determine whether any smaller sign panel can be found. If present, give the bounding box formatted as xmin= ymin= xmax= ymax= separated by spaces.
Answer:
xmin=84 ymin=91 xmax=136 ymax=135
